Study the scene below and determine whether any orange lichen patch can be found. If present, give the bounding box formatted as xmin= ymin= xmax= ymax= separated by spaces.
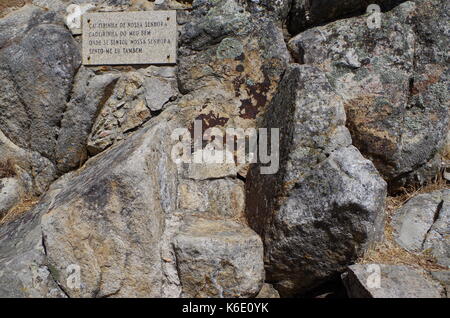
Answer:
xmin=0 ymin=197 xmax=40 ymax=225
xmin=358 ymin=177 xmax=449 ymax=271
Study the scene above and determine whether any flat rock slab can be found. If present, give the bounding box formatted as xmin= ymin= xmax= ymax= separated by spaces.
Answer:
xmin=393 ymin=189 xmax=449 ymax=268
xmin=173 ymin=217 xmax=264 ymax=298
xmin=342 ymin=264 xmax=445 ymax=298
xmin=82 ymin=10 xmax=177 ymax=65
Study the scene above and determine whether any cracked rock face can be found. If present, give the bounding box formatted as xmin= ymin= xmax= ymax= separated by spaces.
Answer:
xmin=245 ymin=64 xmax=387 ymax=296
xmin=288 ymin=1 xmax=449 ymax=191
xmin=393 ymin=189 xmax=449 ymax=268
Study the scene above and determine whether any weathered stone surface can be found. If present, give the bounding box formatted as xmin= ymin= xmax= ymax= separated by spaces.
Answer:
xmin=288 ymin=1 xmax=449 ymax=191
xmin=342 ymin=264 xmax=445 ymax=298
xmin=430 ymin=271 xmax=450 ymax=297
xmin=393 ymin=189 xmax=449 ymax=268
xmin=246 ymin=64 xmax=387 ymax=296
xmin=0 ymin=4 xmax=82 ymax=195
xmin=287 ymin=0 xmax=407 ymax=34
xmin=0 ymin=129 xmax=57 ymax=196
xmin=178 ymin=0 xmax=289 ymax=154
xmin=0 ymin=186 xmax=66 ymax=298
xmin=247 ymin=0 xmax=292 ymax=22
xmin=41 ymin=110 xmax=180 ymax=297
xmin=177 ymin=178 xmax=245 ymax=220
xmin=173 ymin=217 xmax=264 ymax=298
xmin=143 ymin=74 xmax=178 ymax=112
xmin=35 ymin=106 xmax=264 ymax=298
xmin=56 ymin=67 xmax=120 ymax=173
xmin=256 ymin=283 xmax=280 ymax=298
xmin=0 ymin=178 xmax=24 ymax=219
xmin=82 ymin=10 xmax=177 ymax=65
xmin=0 ymin=5 xmax=81 ymax=162
xmin=87 ymin=71 xmax=152 ymax=155
xmin=86 ymin=66 xmax=178 ymax=156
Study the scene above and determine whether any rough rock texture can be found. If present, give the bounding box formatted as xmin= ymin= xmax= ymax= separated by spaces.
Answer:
xmin=0 ymin=186 xmax=66 ymax=298
xmin=393 ymin=189 xmax=449 ymax=268
xmin=430 ymin=271 xmax=450 ymax=297
xmin=342 ymin=264 xmax=445 ymax=298
xmin=247 ymin=0 xmax=292 ymax=22
xmin=245 ymin=64 xmax=387 ymax=296
xmin=0 ymin=5 xmax=81 ymax=162
xmin=0 ymin=5 xmax=81 ymax=194
xmin=0 ymin=178 xmax=24 ymax=218
xmin=87 ymin=68 xmax=178 ymax=155
xmin=0 ymin=0 xmax=448 ymax=300
xmin=287 ymin=0 xmax=407 ymax=35
xmin=41 ymin=110 xmax=181 ymax=297
xmin=256 ymin=283 xmax=280 ymax=298
xmin=0 ymin=128 xmax=57 ymax=196
xmin=177 ymin=0 xmax=290 ymax=172
xmin=288 ymin=0 xmax=449 ymax=191
xmin=173 ymin=217 xmax=264 ymax=298
xmin=7 ymin=106 xmax=264 ymax=298
xmin=55 ymin=67 xmax=120 ymax=174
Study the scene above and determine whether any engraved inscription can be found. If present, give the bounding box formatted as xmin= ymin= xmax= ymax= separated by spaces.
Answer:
xmin=82 ymin=11 xmax=177 ymax=65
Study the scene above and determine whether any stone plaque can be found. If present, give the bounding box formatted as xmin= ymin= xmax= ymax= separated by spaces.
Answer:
xmin=82 ymin=11 xmax=177 ymax=65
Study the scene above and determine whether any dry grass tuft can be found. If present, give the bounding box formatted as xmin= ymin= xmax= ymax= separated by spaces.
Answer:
xmin=358 ymin=176 xmax=449 ymax=271
xmin=0 ymin=159 xmax=16 ymax=178
xmin=0 ymin=197 xmax=40 ymax=226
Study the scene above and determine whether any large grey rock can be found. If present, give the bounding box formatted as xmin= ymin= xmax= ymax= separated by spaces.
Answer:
xmin=287 ymin=0 xmax=407 ymax=34
xmin=173 ymin=217 xmax=264 ymax=298
xmin=288 ymin=1 xmax=449 ymax=191
xmin=41 ymin=110 xmax=181 ymax=298
xmin=0 ymin=129 xmax=57 ymax=196
xmin=0 ymin=5 xmax=81 ymax=194
xmin=393 ymin=189 xmax=449 ymax=268
xmin=177 ymin=0 xmax=290 ymax=171
xmin=0 ymin=5 xmax=81 ymax=162
xmin=55 ymin=67 xmax=120 ymax=173
xmin=245 ymin=64 xmax=387 ymax=296
xmin=31 ymin=107 xmax=264 ymax=298
xmin=342 ymin=264 xmax=445 ymax=298
xmin=0 ymin=178 xmax=24 ymax=219
xmin=0 ymin=186 xmax=66 ymax=298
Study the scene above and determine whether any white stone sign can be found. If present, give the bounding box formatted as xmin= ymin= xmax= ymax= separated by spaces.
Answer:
xmin=82 ymin=11 xmax=177 ymax=65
